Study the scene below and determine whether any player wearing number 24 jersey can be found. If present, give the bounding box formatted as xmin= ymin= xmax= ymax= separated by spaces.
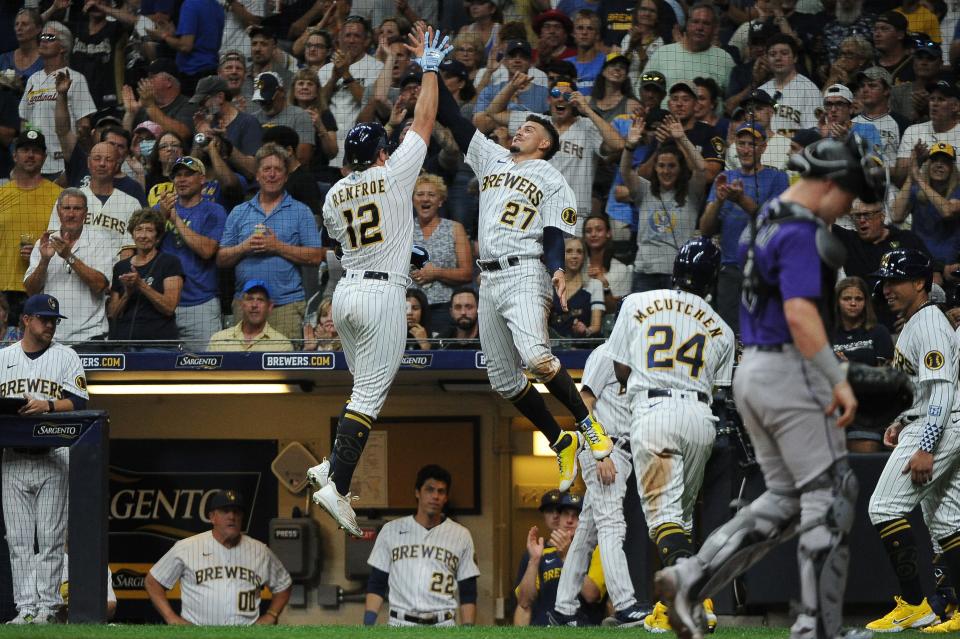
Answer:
xmin=434 ymin=65 xmax=613 ymax=494
xmin=308 ymin=27 xmax=453 ymax=539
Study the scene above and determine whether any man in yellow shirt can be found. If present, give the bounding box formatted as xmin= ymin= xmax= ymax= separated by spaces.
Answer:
xmin=207 ymin=279 xmax=294 ymax=351
xmin=0 ymin=131 xmax=61 ymax=317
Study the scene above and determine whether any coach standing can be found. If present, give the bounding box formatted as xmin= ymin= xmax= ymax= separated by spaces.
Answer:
xmin=0 ymin=293 xmax=89 ymax=625
xmin=656 ymin=136 xmax=885 ymax=639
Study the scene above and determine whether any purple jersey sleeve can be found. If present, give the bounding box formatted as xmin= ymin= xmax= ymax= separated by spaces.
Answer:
xmin=776 ymin=222 xmax=823 ymax=301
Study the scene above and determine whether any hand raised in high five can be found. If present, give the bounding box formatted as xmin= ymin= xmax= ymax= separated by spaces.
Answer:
xmin=408 ymin=26 xmax=453 ymax=72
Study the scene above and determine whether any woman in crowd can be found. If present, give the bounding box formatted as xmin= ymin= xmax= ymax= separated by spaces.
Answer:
xmin=621 ymin=115 xmax=707 ymax=292
xmin=293 ymin=27 xmax=334 ymax=73
xmin=452 ymin=32 xmax=485 ymax=82
xmin=589 ymin=53 xmax=641 ymax=124
xmin=410 ymin=174 xmax=473 ymax=335
xmin=582 ymin=215 xmax=632 ymax=313
xmin=892 ymin=142 xmax=960 ymax=271
xmin=0 ymin=9 xmax=43 ymax=83
xmin=693 ymin=77 xmax=729 ymax=135
xmin=289 ymin=69 xmax=339 ymax=183
xmin=377 ymin=16 xmax=409 ymax=43
xmin=550 ymin=237 xmax=604 ymax=340
xmin=107 ymin=209 xmax=184 ymax=345
xmin=621 ymin=0 xmax=667 ymax=95
xmin=303 ymin=297 xmax=340 ymax=351
xmin=458 ymin=0 xmax=502 ymax=58
xmin=145 ymin=132 xmax=185 ymax=205
xmin=821 ymin=35 xmax=873 ymax=87
xmin=406 ymin=288 xmax=434 ymax=351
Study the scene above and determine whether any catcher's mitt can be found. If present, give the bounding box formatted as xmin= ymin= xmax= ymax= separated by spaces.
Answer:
xmin=846 ymin=362 xmax=913 ymax=430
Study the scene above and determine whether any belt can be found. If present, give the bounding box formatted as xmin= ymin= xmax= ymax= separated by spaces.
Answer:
xmin=390 ymin=610 xmax=454 ymax=625
xmin=753 ymin=344 xmax=784 ymax=352
xmin=609 ymin=436 xmax=631 ymax=452
xmin=10 ymin=447 xmax=52 ymax=455
xmin=645 ymin=389 xmax=710 ymax=404
xmin=476 ymin=256 xmax=520 ymax=272
xmin=363 ymin=271 xmax=388 ymax=281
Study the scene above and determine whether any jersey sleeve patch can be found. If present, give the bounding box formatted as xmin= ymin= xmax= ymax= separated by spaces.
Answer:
xmin=924 ymin=351 xmax=945 ymax=370
xmin=561 ymin=208 xmax=577 ymax=226
xmin=75 ymin=375 xmax=87 ymax=391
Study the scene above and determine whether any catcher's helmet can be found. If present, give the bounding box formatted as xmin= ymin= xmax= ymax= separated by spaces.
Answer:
xmin=787 ymin=134 xmax=887 ymax=203
xmin=672 ymin=237 xmax=721 ymax=296
xmin=872 ymin=248 xmax=932 ymax=285
xmin=344 ymin=122 xmax=390 ymax=169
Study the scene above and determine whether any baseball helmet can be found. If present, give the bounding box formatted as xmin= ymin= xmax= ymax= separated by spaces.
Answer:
xmin=672 ymin=237 xmax=721 ymax=296
xmin=786 ymin=134 xmax=887 ymax=203
xmin=344 ymin=122 xmax=390 ymax=169
xmin=872 ymin=248 xmax=932 ymax=284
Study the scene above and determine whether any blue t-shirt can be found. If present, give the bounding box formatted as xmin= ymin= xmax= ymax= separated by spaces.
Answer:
xmin=738 ymin=200 xmax=823 ymax=346
xmin=908 ymin=183 xmax=960 ymax=265
xmin=158 ymin=199 xmax=227 ymax=306
xmin=708 ymin=167 xmax=790 ymax=264
xmin=175 ymin=0 xmax=225 ymax=74
xmin=0 ymin=51 xmax=43 ymax=84
xmin=221 ymin=192 xmax=322 ymax=305
xmin=562 ymin=51 xmax=606 ymax=97
xmin=475 ymin=83 xmax=549 ymax=116
xmin=223 ymin=111 xmax=263 ymax=157
xmin=605 ymin=118 xmax=650 ymax=229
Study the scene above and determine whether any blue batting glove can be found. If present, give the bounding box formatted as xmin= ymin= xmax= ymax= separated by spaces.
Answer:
xmin=417 ymin=29 xmax=453 ymax=72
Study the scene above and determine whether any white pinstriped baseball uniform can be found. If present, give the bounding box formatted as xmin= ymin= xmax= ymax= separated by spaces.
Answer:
xmin=462 ymin=130 xmax=579 ymax=398
xmin=149 ymin=531 xmax=293 ymax=626
xmin=321 ymin=132 xmax=427 ymax=417
xmin=606 ymin=289 xmax=734 ymax=533
xmin=0 ymin=341 xmax=87 ymax=619
xmin=367 ymin=515 xmax=480 ymax=626
xmin=554 ymin=343 xmax=638 ymax=615
xmin=869 ymin=305 xmax=960 ymax=541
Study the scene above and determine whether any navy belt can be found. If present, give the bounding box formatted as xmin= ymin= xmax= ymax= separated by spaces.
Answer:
xmin=363 ymin=271 xmax=388 ymax=281
xmin=754 ymin=344 xmax=784 ymax=352
xmin=647 ymin=389 xmax=710 ymax=404
xmin=477 ymin=256 xmax=520 ymax=272
xmin=390 ymin=610 xmax=454 ymax=625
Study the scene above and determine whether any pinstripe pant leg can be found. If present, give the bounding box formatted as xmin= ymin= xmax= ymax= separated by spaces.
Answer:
xmin=333 ymin=283 xmax=358 ymax=376
xmin=496 ymin=267 xmax=555 ymax=381
xmin=679 ymin=412 xmax=717 ymax=534
xmin=554 ymin=450 xmax=600 ymax=616
xmin=631 ymin=402 xmax=688 ymax=533
xmin=35 ymin=449 xmax=67 ymax=612
xmin=479 ymin=274 xmax=526 ymax=398
xmin=593 ymin=445 xmax=635 ymax=610
xmin=2 ymin=451 xmax=39 ymax=615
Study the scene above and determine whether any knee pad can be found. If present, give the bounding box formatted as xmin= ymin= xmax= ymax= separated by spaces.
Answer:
xmin=527 ymin=352 xmax=561 ymax=381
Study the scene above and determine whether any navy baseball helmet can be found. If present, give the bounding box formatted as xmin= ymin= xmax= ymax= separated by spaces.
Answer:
xmin=344 ymin=122 xmax=390 ymax=169
xmin=786 ymin=134 xmax=887 ymax=203
xmin=672 ymin=237 xmax=721 ymax=296
xmin=872 ymin=248 xmax=932 ymax=285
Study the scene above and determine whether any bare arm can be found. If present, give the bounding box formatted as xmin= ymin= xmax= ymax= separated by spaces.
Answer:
xmin=216 ymin=239 xmax=252 ymax=268
xmin=890 ymin=174 xmax=912 ymax=223
xmin=54 ymin=78 xmax=77 ymax=161
xmin=138 ymin=275 xmax=182 ymax=316
xmin=700 ymin=198 xmax=723 ymax=236
xmin=570 ymin=92 xmax=624 ymax=154
xmin=460 ymin=603 xmax=476 ymax=625
xmin=408 ymin=32 xmax=440 ymax=146
xmin=170 ymin=213 xmax=219 ymax=259
xmin=145 ymin=573 xmax=190 ymax=625
xmin=254 ymin=587 xmax=290 ymax=625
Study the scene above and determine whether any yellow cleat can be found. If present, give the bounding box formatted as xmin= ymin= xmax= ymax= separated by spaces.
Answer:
xmin=923 ymin=611 xmax=960 ymax=633
xmin=552 ymin=432 xmax=582 ymax=492
xmin=867 ymin=596 xmax=939 ymax=632
xmin=579 ymin=414 xmax=613 ymax=460
xmin=644 ymin=601 xmax=672 ymax=633
xmin=704 ymin=598 xmax=717 ymax=633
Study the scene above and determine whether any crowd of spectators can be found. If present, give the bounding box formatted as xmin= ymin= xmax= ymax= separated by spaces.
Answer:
xmin=0 ymin=0 xmax=960 ymax=353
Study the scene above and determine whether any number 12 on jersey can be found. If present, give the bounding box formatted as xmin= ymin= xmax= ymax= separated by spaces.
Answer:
xmin=646 ymin=325 xmax=706 ymax=378
xmin=341 ymin=203 xmax=384 ymax=249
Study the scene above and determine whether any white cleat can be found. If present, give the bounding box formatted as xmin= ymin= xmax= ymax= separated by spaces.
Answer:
xmin=306 ymin=459 xmax=331 ymax=491
xmin=6 ymin=612 xmax=34 ymax=625
xmin=313 ymin=483 xmax=363 ymax=538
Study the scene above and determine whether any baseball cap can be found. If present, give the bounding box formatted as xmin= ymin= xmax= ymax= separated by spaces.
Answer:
xmin=930 ymin=141 xmax=956 ymax=159
xmin=15 ymin=129 xmax=46 ymax=151
xmin=504 ymin=40 xmax=533 ymax=57
xmin=640 ymin=71 xmax=666 ymax=92
xmin=558 ymin=492 xmax=583 ymax=512
xmin=736 ymin=122 xmax=767 ymax=139
xmin=248 ymin=24 xmax=277 ymax=41
xmin=743 ymin=88 xmax=776 ymax=107
xmin=205 ymin=490 xmax=245 ymax=515
xmin=23 ymin=294 xmax=67 ymax=319
xmin=533 ymin=8 xmax=573 ymax=34
xmin=669 ymin=80 xmax=696 ymax=96
xmin=747 ymin=19 xmax=778 ymax=44
xmin=538 ymin=489 xmax=562 ymax=511
xmin=823 ymin=83 xmax=854 ymax=104
xmin=133 ymin=120 xmax=162 ymax=138
xmin=261 ymin=125 xmax=300 ymax=150
xmin=875 ymin=10 xmax=908 ymax=33
xmin=94 ymin=113 xmax=123 ymax=129
xmin=857 ymin=66 xmax=894 ymax=87
xmin=602 ymin=52 xmax=629 ymax=68
xmin=147 ymin=57 xmax=179 ymax=78
xmin=189 ymin=75 xmax=229 ymax=104
xmin=439 ymin=59 xmax=469 ymax=81
xmin=241 ymin=279 xmax=271 ymax=298
xmin=172 ymin=155 xmax=206 ymax=176
xmin=927 ymin=78 xmax=959 ymax=99
xmin=399 ymin=69 xmax=422 ymax=88
xmin=910 ymin=33 xmax=941 ymax=57
xmin=252 ymin=71 xmax=283 ymax=103
xmin=219 ymin=50 xmax=246 ymax=66
xmin=791 ymin=128 xmax=822 ymax=147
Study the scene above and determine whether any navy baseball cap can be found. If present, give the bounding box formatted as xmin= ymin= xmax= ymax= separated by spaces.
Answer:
xmin=147 ymin=57 xmax=179 ymax=78
xmin=15 ymin=129 xmax=46 ymax=152
xmin=205 ymin=490 xmax=245 ymax=515
xmin=439 ymin=59 xmax=469 ymax=81
xmin=252 ymin=72 xmax=283 ymax=103
xmin=23 ymin=294 xmax=68 ymax=319
xmin=241 ymin=279 xmax=271 ymax=298
xmin=736 ymin=122 xmax=767 ymax=139
xmin=539 ymin=489 xmax=562 ymax=511
xmin=505 ymin=40 xmax=533 ymax=57
xmin=791 ymin=128 xmax=822 ymax=147
xmin=539 ymin=489 xmax=583 ymax=512
xmin=558 ymin=492 xmax=583 ymax=512
xmin=910 ymin=33 xmax=941 ymax=57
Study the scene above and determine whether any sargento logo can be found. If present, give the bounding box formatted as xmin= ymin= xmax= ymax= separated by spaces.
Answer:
xmin=475 ymin=352 xmax=487 ymax=369
xmin=262 ymin=353 xmax=335 ymax=369
xmin=400 ymin=354 xmax=433 ymax=369
xmin=33 ymin=423 xmax=81 ymax=438
xmin=112 ymin=568 xmax=147 ymax=590
xmin=175 ymin=354 xmax=223 ymax=369
xmin=80 ymin=354 xmax=125 ymax=370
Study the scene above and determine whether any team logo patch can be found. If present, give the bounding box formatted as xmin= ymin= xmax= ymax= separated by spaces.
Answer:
xmin=75 ymin=375 xmax=87 ymax=391
xmin=711 ymin=136 xmax=724 ymax=155
xmin=47 ymin=298 xmax=56 ymax=310
xmin=561 ymin=208 xmax=577 ymax=226
xmin=925 ymin=351 xmax=945 ymax=370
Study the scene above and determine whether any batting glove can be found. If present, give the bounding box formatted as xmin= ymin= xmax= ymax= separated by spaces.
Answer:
xmin=411 ymin=244 xmax=430 ymax=268
xmin=417 ymin=30 xmax=453 ymax=73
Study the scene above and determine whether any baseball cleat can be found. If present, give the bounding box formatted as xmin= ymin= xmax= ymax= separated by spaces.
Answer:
xmin=32 ymin=610 xmax=56 ymax=625
xmin=546 ymin=610 xmax=578 ymax=626
xmin=923 ymin=611 xmax=960 ymax=633
xmin=644 ymin=601 xmax=672 ymax=633
xmin=704 ymin=598 xmax=717 ymax=632
xmin=5 ymin=612 xmax=34 ymax=625
xmin=655 ymin=565 xmax=707 ymax=639
xmin=552 ymin=432 xmax=581 ymax=492
xmin=867 ymin=596 xmax=938 ymax=632
xmin=306 ymin=459 xmax=331 ymax=491
xmin=579 ymin=413 xmax=613 ymax=460
xmin=312 ymin=483 xmax=363 ymax=538
xmin=603 ymin=602 xmax=653 ymax=627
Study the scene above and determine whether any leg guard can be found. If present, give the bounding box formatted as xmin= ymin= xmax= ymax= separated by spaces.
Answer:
xmin=792 ymin=461 xmax=858 ymax=639
xmin=329 ymin=406 xmax=373 ymax=495
xmin=687 ymin=489 xmax=801 ymax=601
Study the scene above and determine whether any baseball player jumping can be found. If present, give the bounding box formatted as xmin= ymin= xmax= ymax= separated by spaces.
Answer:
xmin=653 ymin=136 xmax=885 ymax=639
xmin=306 ymin=27 xmax=453 ymax=537
xmin=434 ymin=69 xmax=612 ymax=493
xmin=606 ymin=238 xmax=735 ymax=633
xmin=866 ymin=249 xmax=960 ymax=633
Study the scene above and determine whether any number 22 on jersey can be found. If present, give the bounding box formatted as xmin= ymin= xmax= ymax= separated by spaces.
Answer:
xmin=341 ymin=203 xmax=384 ymax=249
